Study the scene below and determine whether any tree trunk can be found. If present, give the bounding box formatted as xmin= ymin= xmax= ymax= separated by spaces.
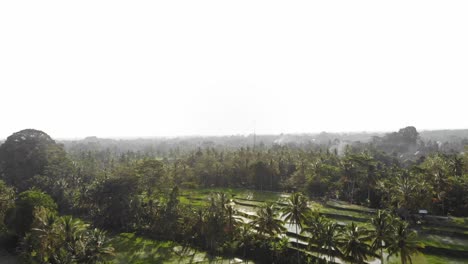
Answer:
xmin=350 ymin=178 xmax=355 ymax=204
xmin=296 ymin=224 xmax=299 ymax=263
xmin=380 ymin=247 xmax=384 ymax=264
xmin=368 ymin=188 xmax=371 ymax=203
xmin=243 ymin=246 xmax=246 ymax=263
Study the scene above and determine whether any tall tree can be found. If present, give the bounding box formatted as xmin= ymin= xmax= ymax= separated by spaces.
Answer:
xmin=421 ymin=154 xmax=451 ymax=214
xmin=0 ymin=180 xmax=14 ymax=232
xmin=0 ymin=129 xmax=65 ymax=192
xmin=302 ymin=211 xmax=328 ymax=258
xmin=87 ymin=166 xmax=142 ymax=231
xmin=321 ymin=221 xmax=342 ymax=263
xmin=21 ymin=208 xmax=114 ymax=264
xmin=251 ymin=203 xmax=285 ymax=238
xmin=281 ymin=192 xmax=310 ymax=262
xmin=370 ymin=210 xmax=392 ymax=264
xmin=136 ymin=158 xmax=165 ymax=194
xmin=6 ymin=189 xmax=58 ymax=236
xmin=338 ymin=222 xmax=372 ymax=264
xmin=387 ymin=220 xmax=420 ymax=264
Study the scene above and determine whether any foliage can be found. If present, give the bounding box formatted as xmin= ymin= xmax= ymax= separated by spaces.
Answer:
xmin=338 ymin=222 xmax=372 ymax=264
xmin=251 ymin=203 xmax=286 ymax=238
xmin=1 ymin=127 xmax=467 ymax=263
xmin=370 ymin=210 xmax=393 ymax=264
xmin=5 ymin=190 xmax=57 ymax=236
xmin=0 ymin=129 xmax=62 ymax=192
xmin=86 ymin=166 xmax=142 ymax=231
xmin=281 ymin=192 xmax=310 ymax=262
xmin=387 ymin=219 xmax=421 ymax=264
xmin=19 ymin=207 xmax=114 ymax=264
xmin=0 ymin=180 xmax=14 ymax=233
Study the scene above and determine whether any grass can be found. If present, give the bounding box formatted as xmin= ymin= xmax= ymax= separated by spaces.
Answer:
xmin=417 ymin=233 xmax=468 ymax=251
xmin=181 ymin=188 xmax=468 ymax=264
xmin=179 ymin=196 xmax=208 ymax=207
xmin=110 ymin=233 xmax=250 ymax=264
xmin=419 ymin=254 xmax=468 ymax=264
xmin=325 ymin=199 xmax=376 ymax=213
xmin=181 ymin=188 xmax=287 ymax=203
xmin=421 ymin=225 xmax=468 ymax=235
xmin=388 ymin=253 xmax=468 ymax=264
xmin=320 ymin=206 xmax=373 ymax=220
xmin=110 ymin=233 xmax=177 ymax=264
xmin=451 ymin=217 xmax=468 ymax=226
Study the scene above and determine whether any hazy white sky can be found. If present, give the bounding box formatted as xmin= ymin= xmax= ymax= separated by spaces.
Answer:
xmin=1 ymin=1 xmax=467 ymax=139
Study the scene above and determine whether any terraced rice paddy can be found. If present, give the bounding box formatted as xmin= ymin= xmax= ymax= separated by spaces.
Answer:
xmin=180 ymin=188 xmax=468 ymax=264
xmin=111 ymin=233 xmax=253 ymax=264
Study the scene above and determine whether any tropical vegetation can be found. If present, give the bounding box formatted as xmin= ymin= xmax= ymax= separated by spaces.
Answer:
xmin=1 ymin=127 xmax=467 ymax=263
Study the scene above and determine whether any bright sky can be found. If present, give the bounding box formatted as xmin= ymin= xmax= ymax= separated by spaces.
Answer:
xmin=1 ymin=1 xmax=467 ymax=139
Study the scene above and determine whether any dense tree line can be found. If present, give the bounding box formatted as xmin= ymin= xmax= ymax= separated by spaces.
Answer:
xmin=60 ymin=128 xmax=468 ymax=159
xmin=59 ymin=127 xmax=468 ymax=216
xmin=1 ymin=128 xmax=467 ymax=263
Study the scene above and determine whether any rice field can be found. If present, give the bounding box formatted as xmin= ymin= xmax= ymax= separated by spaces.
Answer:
xmin=180 ymin=188 xmax=468 ymax=264
xmin=110 ymin=233 xmax=253 ymax=264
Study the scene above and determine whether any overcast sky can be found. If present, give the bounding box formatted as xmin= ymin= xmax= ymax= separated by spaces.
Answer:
xmin=1 ymin=1 xmax=467 ymax=139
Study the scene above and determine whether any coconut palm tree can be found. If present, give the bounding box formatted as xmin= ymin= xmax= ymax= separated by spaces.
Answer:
xmin=52 ymin=216 xmax=90 ymax=263
xmin=281 ymin=192 xmax=310 ymax=262
xmin=80 ymin=228 xmax=115 ymax=264
xmin=193 ymin=208 xmax=206 ymax=244
xmin=58 ymin=215 xmax=89 ymax=246
xmin=251 ymin=203 xmax=285 ymax=238
xmin=26 ymin=210 xmax=113 ymax=264
xmin=28 ymin=207 xmax=60 ymax=262
xmin=224 ymin=204 xmax=239 ymax=236
xmin=387 ymin=220 xmax=420 ymax=264
xmin=205 ymin=203 xmax=224 ymax=252
xmin=338 ymin=222 xmax=372 ymax=264
xmin=281 ymin=192 xmax=310 ymax=234
xmin=236 ymin=221 xmax=254 ymax=260
xmin=370 ymin=210 xmax=392 ymax=264
xmin=302 ymin=210 xmax=327 ymax=256
xmin=216 ymin=192 xmax=230 ymax=210
xmin=321 ymin=221 xmax=342 ymax=263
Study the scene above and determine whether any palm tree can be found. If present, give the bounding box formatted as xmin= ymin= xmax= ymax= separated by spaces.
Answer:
xmin=81 ymin=228 xmax=115 ymax=264
xmin=338 ymin=222 xmax=372 ymax=264
xmin=193 ymin=208 xmax=205 ymax=243
xmin=28 ymin=207 xmax=59 ymax=262
xmin=224 ymin=204 xmax=239 ymax=236
xmin=51 ymin=216 xmax=89 ymax=263
xmin=370 ymin=210 xmax=392 ymax=264
xmin=205 ymin=203 xmax=223 ymax=252
xmin=59 ymin=215 xmax=89 ymax=245
xmin=321 ymin=221 xmax=342 ymax=263
xmin=387 ymin=220 xmax=420 ymax=264
xmin=302 ymin=210 xmax=327 ymax=255
xmin=216 ymin=192 xmax=230 ymax=210
xmin=236 ymin=221 xmax=253 ymax=260
xmin=281 ymin=192 xmax=310 ymax=262
xmin=27 ymin=211 xmax=112 ymax=264
xmin=251 ymin=203 xmax=285 ymax=238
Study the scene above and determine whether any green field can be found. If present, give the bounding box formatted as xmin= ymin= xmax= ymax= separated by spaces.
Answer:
xmin=111 ymin=233 xmax=252 ymax=264
xmin=388 ymin=253 xmax=468 ymax=264
xmin=180 ymin=188 xmax=288 ymax=204
xmin=180 ymin=188 xmax=468 ymax=264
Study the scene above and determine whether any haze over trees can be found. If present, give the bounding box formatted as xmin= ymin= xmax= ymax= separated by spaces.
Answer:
xmin=1 ymin=127 xmax=468 ymax=263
